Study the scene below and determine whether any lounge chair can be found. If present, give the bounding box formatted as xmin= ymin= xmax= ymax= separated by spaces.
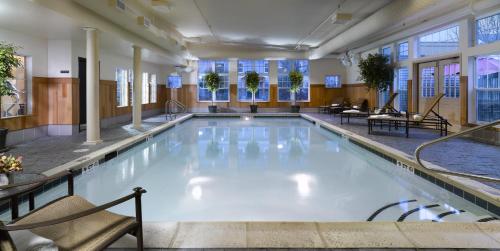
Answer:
xmin=367 ymin=93 xmax=450 ymax=137
xmin=340 ymin=93 xmax=399 ymax=124
xmin=0 ymin=170 xmax=146 ymax=251
xmin=328 ymin=97 xmax=348 ymax=115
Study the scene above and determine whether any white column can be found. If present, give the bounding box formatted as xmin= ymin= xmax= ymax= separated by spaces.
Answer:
xmin=133 ymin=45 xmax=142 ymax=129
xmin=84 ymin=28 xmax=102 ymax=144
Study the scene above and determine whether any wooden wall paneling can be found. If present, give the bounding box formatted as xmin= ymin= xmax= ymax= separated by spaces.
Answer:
xmin=407 ymin=80 xmax=413 ymax=113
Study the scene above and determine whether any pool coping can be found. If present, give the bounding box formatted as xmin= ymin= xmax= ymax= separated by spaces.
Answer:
xmin=7 ymin=112 xmax=500 ymax=249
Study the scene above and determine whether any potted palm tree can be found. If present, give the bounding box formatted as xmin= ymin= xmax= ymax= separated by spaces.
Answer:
xmin=358 ymin=53 xmax=394 ymax=92
xmin=204 ymin=72 xmax=220 ymax=113
xmin=245 ymin=71 xmax=260 ymax=113
xmin=289 ymin=70 xmax=303 ymax=113
xmin=0 ymin=42 xmax=22 ymax=151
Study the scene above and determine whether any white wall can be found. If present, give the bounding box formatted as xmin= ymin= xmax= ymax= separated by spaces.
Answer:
xmin=0 ymin=28 xmax=48 ymax=77
xmin=48 ymin=40 xmax=72 ymax=78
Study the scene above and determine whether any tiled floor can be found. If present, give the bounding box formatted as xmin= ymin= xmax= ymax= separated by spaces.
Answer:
xmin=307 ymin=113 xmax=500 ymax=188
xmin=5 ymin=115 xmax=169 ymax=175
xmin=5 ymin=112 xmax=500 ymax=189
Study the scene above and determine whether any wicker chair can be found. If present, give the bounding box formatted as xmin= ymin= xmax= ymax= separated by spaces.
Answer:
xmin=0 ymin=171 xmax=146 ymax=251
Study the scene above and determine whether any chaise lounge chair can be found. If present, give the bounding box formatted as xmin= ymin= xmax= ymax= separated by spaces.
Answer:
xmin=0 ymin=170 xmax=146 ymax=251
xmin=367 ymin=93 xmax=450 ymax=138
xmin=340 ymin=93 xmax=399 ymax=124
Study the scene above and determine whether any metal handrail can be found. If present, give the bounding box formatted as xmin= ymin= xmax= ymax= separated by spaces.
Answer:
xmin=165 ymin=100 xmax=186 ymax=120
xmin=414 ymin=120 xmax=500 ymax=182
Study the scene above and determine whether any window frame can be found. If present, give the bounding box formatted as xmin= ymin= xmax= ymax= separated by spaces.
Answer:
xmin=396 ymin=67 xmax=409 ymax=112
xmin=475 ymin=54 xmax=500 ymax=123
xmin=141 ymin=72 xmax=149 ymax=104
xmin=197 ymin=59 xmax=230 ymax=102
xmin=417 ymin=24 xmax=460 ymax=58
xmin=1 ymin=55 xmax=28 ymax=118
xmin=237 ymin=59 xmax=270 ymax=102
xmin=397 ymin=41 xmax=409 ymax=61
xmin=277 ymin=59 xmax=310 ymax=102
xmin=167 ymin=75 xmax=182 ymax=88
xmin=150 ymin=73 xmax=157 ymax=103
xmin=475 ymin=11 xmax=500 ymax=46
xmin=324 ymin=75 xmax=341 ymax=88
xmin=115 ymin=68 xmax=129 ymax=107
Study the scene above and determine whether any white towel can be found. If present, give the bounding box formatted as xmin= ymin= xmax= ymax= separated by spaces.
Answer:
xmin=343 ymin=109 xmax=360 ymax=113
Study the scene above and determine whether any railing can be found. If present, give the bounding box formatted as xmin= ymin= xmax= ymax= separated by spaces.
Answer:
xmin=414 ymin=119 xmax=500 ymax=182
xmin=165 ymin=100 xmax=187 ymax=120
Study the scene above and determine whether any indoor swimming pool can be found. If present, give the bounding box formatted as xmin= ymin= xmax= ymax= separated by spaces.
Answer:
xmin=6 ymin=117 xmax=498 ymax=222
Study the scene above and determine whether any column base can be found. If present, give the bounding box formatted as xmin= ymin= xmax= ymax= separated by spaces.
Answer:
xmin=83 ymin=139 xmax=103 ymax=145
xmin=132 ymin=125 xmax=143 ymax=131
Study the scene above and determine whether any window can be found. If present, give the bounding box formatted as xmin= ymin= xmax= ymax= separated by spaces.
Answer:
xmin=397 ymin=67 xmax=409 ymax=111
xmin=116 ymin=68 xmax=128 ymax=107
xmin=476 ymin=54 xmax=500 ymax=122
xmin=167 ymin=75 xmax=182 ymax=88
xmin=476 ymin=12 xmax=500 ymax=45
xmin=237 ymin=60 xmax=270 ymax=101
xmin=421 ymin=67 xmax=435 ymax=97
xmin=418 ymin=26 xmax=459 ymax=57
xmin=277 ymin=60 xmax=310 ymax=101
xmin=443 ymin=63 xmax=460 ymax=98
xmin=1 ymin=55 xmax=27 ymax=118
xmin=142 ymin=72 xmax=149 ymax=104
xmin=129 ymin=70 xmax=134 ymax=105
xmin=398 ymin=42 xmax=409 ymax=61
xmin=381 ymin=46 xmax=391 ymax=61
xmin=378 ymin=89 xmax=390 ymax=107
xmin=198 ymin=60 xmax=229 ymax=102
xmin=150 ymin=74 xmax=157 ymax=103
xmin=325 ymin=75 xmax=341 ymax=88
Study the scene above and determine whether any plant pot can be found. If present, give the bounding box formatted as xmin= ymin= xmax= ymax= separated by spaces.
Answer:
xmin=291 ymin=105 xmax=301 ymax=113
xmin=0 ymin=173 xmax=9 ymax=188
xmin=250 ymin=104 xmax=258 ymax=113
xmin=0 ymin=128 xmax=8 ymax=152
xmin=208 ymin=105 xmax=217 ymax=113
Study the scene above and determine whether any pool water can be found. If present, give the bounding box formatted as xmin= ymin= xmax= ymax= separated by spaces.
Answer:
xmin=14 ymin=118 xmax=498 ymax=222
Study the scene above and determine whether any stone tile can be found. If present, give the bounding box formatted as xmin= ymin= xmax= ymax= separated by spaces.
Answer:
xmin=475 ymin=222 xmax=500 ymax=244
xmin=171 ymin=222 xmax=246 ymax=248
xmin=396 ymin=222 xmax=500 ymax=248
xmin=246 ymin=222 xmax=324 ymax=248
xmin=110 ymin=222 xmax=178 ymax=249
xmin=317 ymin=222 xmax=414 ymax=248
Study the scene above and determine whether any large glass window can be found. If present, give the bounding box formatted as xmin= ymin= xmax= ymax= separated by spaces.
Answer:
xmin=421 ymin=67 xmax=435 ymax=97
xmin=277 ymin=60 xmax=310 ymax=101
xmin=398 ymin=42 xmax=409 ymax=61
xmin=476 ymin=54 xmax=500 ymax=122
xmin=381 ymin=46 xmax=391 ymax=62
xmin=129 ymin=70 xmax=134 ymax=105
xmin=476 ymin=12 xmax=500 ymax=45
xmin=443 ymin=63 xmax=460 ymax=98
xmin=142 ymin=72 xmax=149 ymax=104
xmin=198 ymin=60 xmax=229 ymax=102
xmin=167 ymin=75 xmax=182 ymax=88
xmin=116 ymin=68 xmax=128 ymax=107
xmin=150 ymin=74 xmax=157 ymax=103
xmin=397 ymin=67 xmax=409 ymax=112
xmin=1 ymin=55 xmax=27 ymax=118
xmin=378 ymin=89 xmax=390 ymax=107
xmin=237 ymin=60 xmax=270 ymax=101
xmin=418 ymin=26 xmax=459 ymax=57
xmin=325 ymin=75 xmax=341 ymax=88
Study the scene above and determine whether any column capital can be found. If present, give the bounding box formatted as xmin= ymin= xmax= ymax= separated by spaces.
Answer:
xmin=82 ymin=27 xmax=98 ymax=31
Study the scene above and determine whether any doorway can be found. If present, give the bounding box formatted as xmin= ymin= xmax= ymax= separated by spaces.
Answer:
xmin=417 ymin=58 xmax=461 ymax=128
xmin=78 ymin=57 xmax=86 ymax=132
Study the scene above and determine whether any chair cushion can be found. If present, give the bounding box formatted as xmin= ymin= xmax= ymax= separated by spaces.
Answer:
xmin=368 ymin=114 xmax=391 ymax=119
xmin=12 ymin=196 xmax=137 ymax=251
xmin=330 ymin=103 xmax=339 ymax=107
xmin=343 ymin=109 xmax=360 ymax=113
xmin=413 ymin=114 xmax=423 ymax=121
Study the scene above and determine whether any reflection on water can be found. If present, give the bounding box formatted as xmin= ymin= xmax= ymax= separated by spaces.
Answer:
xmin=13 ymin=118 xmax=493 ymax=222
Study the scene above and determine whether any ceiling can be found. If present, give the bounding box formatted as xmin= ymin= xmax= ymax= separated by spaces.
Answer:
xmin=150 ymin=0 xmax=391 ymax=50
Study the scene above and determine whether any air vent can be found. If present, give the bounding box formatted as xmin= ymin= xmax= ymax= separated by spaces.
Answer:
xmin=137 ymin=16 xmax=151 ymax=28
xmin=331 ymin=13 xmax=352 ymax=24
xmin=108 ymin=0 xmax=126 ymax=12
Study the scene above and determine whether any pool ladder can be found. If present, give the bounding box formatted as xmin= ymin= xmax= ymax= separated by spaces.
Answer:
xmin=165 ymin=100 xmax=187 ymax=121
xmin=414 ymin=119 xmax=500 ymax=182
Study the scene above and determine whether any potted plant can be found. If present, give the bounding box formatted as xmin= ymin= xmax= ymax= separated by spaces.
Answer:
xmin=0 ymin=42 xmax=22 ymax=151
xmin=245 ymin=71 xmax=260 ymax=113
xmin=204 ymin=72 xmax=220 ymax=113
xmin=358 ymin=53 xmax=394 ymax=92
xmin=289 ymin=70 xmax=303 ymax=113
xmin=0 ymin=154 xmax=23 ymax=187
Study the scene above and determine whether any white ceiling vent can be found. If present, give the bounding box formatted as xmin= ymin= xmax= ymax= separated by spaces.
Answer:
xmin=331 ymin=13 xmax=352 ymax=25
xmin=137 ymin=16 xmax=152 ymax=28
xmin=151 ymin=0 xmax=171 ymax=13
xmin=109 ymin=0 xmax=126 ymax=12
